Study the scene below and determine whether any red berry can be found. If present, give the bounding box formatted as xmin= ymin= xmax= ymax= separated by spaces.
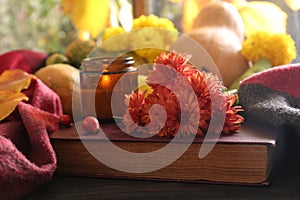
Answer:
xmin=59 ymin=115 xmax=72 ymax=126
xmin=82 ymin=116 xmax=100 ymax=133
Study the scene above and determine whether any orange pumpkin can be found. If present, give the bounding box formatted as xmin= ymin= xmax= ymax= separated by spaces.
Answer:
xmin=192 ymin=1 xmax=245 ymax=42
xmin=182 ymin=0 xmax=218 ymax=33
xmin=172 ymin=27 xmax=249 ymax=87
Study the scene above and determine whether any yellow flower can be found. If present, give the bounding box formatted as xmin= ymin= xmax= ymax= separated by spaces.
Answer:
xmin=100 ymin=27 xmax=129 ymax=52
xmin=102 ymin=27 xmax=125 ymax=41
xmin=132 ymin=15 xmax=178 ymax=45
xmin=129 ymin=28 xmax=166 ymax=62
xmin=270 ymin=34 xmax=297 ymax=66
xmin=130 ymin=15 xmax=178 ymax=62
xmin=241 ymin=31 xmax=296 ymax=66
xmin=132 ymin=14 xmax=176 ymax=30
xmin=100 ymin=15 xmax=178 ymax=61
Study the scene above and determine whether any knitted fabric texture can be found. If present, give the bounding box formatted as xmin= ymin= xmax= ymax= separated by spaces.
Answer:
xmin=0 ymin=78 xmax=62 ymax=200
xmin=238 ymin=63 xmax=300 ymax=132
xmin=0 ymin=49 xmax=46 ymax=74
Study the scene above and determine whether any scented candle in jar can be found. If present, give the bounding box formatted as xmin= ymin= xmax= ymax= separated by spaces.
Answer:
xmin=80 ymin=56 xmax=137 ymax=122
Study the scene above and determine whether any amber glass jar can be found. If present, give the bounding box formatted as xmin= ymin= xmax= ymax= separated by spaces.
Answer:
xmin=80 ymin=56 xmax=137 ymax=122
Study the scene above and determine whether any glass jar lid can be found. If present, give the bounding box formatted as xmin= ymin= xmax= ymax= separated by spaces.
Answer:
xmin=81 ymin=56 xmax=136 ymax=74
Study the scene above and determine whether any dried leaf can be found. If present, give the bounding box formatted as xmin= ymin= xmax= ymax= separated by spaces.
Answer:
xmin=285 ymin=0 xmax=300 ymax=11
xmin=0 ymin=69 xmax=34 ymax=92
xmin=0 ymin=69 xmax=34 ymax=121
xmin=238 ymin=1 xmax=287 ymax=37
xmin=63 ymin=0 xmax=110 ymax=38
xmin=0 ymin=90 xmax=28 ymax=121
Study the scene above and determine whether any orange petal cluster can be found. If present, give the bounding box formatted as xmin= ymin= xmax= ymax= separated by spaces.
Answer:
xmin=123 ymin=51 xmax=244 ymax=137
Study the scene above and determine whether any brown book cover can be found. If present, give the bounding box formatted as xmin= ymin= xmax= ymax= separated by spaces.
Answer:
xmin=50 ymin=123 xmax=278 ymax=185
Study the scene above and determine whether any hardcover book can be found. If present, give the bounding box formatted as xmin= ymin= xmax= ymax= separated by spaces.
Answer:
xmin=50 ymin=123 xmax=278 ymax=185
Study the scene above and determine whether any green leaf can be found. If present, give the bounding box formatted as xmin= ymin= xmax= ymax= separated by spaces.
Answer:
xmin=229 ymin=58 xmax=272 ymax=90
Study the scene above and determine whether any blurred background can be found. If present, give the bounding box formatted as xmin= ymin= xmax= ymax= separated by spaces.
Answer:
xmin=0 ymin=0 xmax=75 ymax=54
xmin=0 ymin=0 xmax=299 ymax=62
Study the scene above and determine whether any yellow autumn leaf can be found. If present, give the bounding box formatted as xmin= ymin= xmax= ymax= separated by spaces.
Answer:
xmin=238 ymin=1 xmax=287 ymax=37
xmin=0 ymin=90 xmax=28 ymax=121
xmin=285 ymin=0 xmax=300 ymax=11
xmin=0 ymin=69 xmax=34 ymax=92
xmin=230 ymin=0 xmax=247 ymax=9
xmin=62 ymin=0 xmax=110 ymax=39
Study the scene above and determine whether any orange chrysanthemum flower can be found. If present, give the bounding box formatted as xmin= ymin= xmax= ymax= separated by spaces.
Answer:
xmin=187 ymin=70 xmax=227 ymax=135
xmin=154 ymin=51 xmax=193 ymax=73
xmin=122 ymin=51 xmax=244 ymax=137
xmin=145 ymin=86 xmax=180 ymax=137
xmin=222 ymin=94 xmax=244 ymax=134
xmin=122 ymin=90 xmax=150 ymax=133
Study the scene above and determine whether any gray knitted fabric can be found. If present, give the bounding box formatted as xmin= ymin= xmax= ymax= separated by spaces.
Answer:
xmin=238 ymin=64 xmax=300 ymax=135
xmin=239 ymin=84 xmax=300 ymax=130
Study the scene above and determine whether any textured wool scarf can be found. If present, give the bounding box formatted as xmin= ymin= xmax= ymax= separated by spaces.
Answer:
xmin=238 ymin=63 xmax=300 ymax=134
xmin=0 ymin=50 xmax=62 ymax=200
xmin=0 ymin=78 xmax=62 ymax=200
xmin=0 ymin=49 xmax=46 ymax=74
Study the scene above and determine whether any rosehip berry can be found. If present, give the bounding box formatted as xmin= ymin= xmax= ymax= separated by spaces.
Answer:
xmin=82 ymin=116 xmax=100 ymax=133
xmin=59 ymin=115 xmax=72 ymax=127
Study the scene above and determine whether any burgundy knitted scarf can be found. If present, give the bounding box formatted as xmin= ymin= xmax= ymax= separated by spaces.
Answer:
xmin=0 ymin=50 xmax=62 ymax=200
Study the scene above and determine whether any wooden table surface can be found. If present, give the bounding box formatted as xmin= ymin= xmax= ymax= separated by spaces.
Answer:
xmin=27 ymin=174 xmax=300 ymax=200
xmin=24 ymin=131 xmax=300 ymax=200
xmin=24 ymin=166 xmax=300 ymax=200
